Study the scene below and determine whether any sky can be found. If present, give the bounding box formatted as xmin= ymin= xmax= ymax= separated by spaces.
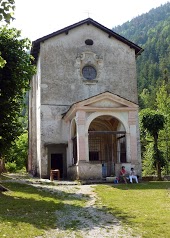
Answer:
xmin=8 ymin=0 xmax=170 ymax=41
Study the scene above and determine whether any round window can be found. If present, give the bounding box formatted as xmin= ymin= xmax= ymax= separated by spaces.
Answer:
xmin=82 ymin=66 xmax=97 ymax=80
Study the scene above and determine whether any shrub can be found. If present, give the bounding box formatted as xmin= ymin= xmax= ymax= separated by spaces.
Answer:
xmin=5 ymin=162 xmax=17 ymax=173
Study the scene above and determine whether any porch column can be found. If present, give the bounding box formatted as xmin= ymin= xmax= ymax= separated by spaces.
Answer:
xmin=67 ymin=120 xmax=73 ymax=166
xmin=128 ymin=110 xmax=138 ymax=163
xmin=126 ymin=133 xmax=131 ymax=162
xmin=76 ymin=111 xmax=86 ymax=161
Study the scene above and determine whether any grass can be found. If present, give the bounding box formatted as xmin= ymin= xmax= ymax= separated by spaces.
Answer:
xmin=1 ymin=174 xmax=170 ymax=238
xmin=94 ymin=182 xmax=170 ymax=238
xmin=0 ymin=178 xmax=86 ymax=238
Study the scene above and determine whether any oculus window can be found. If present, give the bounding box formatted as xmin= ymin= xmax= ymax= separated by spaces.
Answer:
xmin=82 ymin=65 xmax=97 ymax=80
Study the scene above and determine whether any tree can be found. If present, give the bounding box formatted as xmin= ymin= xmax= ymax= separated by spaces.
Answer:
xmin=0 ymin=0 xmax=15 ymax=23
xmin=0 ymin=27 xmax=36 ymax=170
xmin=141 ymin=109 xmax=165 ymax=179
xmin=156 ymin=80 xmax=170 ymax=174
xmin=0 ymin=1 xmax=16 ymax=191
xmin=6 ymin=131 xmax=28 ymax=172
xmin=113 ymin=3 xmax=170 ymax=107
xmin=0 ymin=0 xmax=15 ymax=68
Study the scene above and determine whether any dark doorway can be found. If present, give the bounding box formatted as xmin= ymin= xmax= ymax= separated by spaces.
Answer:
xmin=72 ymin=137 xmax=77 ymax=164
xmin=51 ymin=154 xmax=63 ymax=178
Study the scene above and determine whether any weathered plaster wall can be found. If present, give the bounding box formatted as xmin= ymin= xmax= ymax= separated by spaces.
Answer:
xmin=67 ymin=161 xmax=102 ymax=180
xmin=36 ymin=57 xmax=41 ymax=176
xmin=30 ymin=23 xmax=141 ymax=178
xmin=41 ymin=105 xmax=68 ymax=143
xmin=28 ymin=56 xmax=41 ymax=175
xmin=39 ymin=24 xmax=138 ymax=147
xmin=40 ymin=24 xmax=137 ymax=107
xmin=28 ymin=75 xmax=37 ymax=172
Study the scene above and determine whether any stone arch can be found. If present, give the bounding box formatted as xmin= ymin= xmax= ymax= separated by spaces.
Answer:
xmin=86 ymin=111 xmax=129 ymax=134
xmin=85 ymin=112 xmax=129 ymax=177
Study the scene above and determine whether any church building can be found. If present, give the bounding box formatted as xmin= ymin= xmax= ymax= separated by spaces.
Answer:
xmin=29 ymin=18 xmax=143 ymax=180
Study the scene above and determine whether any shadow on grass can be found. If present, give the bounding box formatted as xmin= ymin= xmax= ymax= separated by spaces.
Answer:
xmin=1 ymin=180 xmax=81 ymax=201
xmin=0 ymin=182 xmax=66 ymax=230
xmin=109 ymin=181 xmax=170 ymax=190
xmin=0 ymin=181 xmax=135 ymax=235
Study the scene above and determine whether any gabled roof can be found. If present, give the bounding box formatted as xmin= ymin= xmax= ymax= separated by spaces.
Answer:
xmin=31 ymin=18 xmax=143 ymax=63
xmin=62 ymin=91 xmax=139 ymax=122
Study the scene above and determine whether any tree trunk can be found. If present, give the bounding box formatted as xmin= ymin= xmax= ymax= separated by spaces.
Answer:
xmin=0 ymin=159 xmax=8 ymax=192
xmin=156 ymin=162 xmax=162 ymax=180
xmin=153 ymin=133 xmax=162 ymax=180
xmin=0 ymin=159 xmax=6 ymax=174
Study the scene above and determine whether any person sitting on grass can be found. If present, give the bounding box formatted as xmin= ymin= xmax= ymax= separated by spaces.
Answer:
xmin=129 ymin=167 xmax=138 ymax=183
xmin=119 ymin=166 xmax=128 ymax=184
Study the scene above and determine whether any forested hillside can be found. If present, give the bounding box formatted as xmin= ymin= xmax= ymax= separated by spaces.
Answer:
xmin=113 ymin=2 xmax=170 ymax=109
xmin=113 ymin=3 xmax=170 ymax=176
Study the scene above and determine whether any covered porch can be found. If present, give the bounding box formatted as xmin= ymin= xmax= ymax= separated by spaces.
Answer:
xmin=63 ymin=92 xmax=141 ymax=180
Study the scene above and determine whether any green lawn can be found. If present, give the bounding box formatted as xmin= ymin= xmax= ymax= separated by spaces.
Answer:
xmin=0 ymin=177 xmax=170 ymax=238
xmin=0 ymin=180 xmax=86 ymax=238
xmin=94 ymin=182 xmax=170 ymax=238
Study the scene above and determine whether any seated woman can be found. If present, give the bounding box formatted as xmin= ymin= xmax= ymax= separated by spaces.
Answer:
xmin=119 ymin=166 xmax=128 ymax=184
xmin=129 ymin=168 xmax=138 ymax=183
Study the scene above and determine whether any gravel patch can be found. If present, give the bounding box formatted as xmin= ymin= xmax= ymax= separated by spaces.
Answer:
xmin=33 ymin=184 xmax=139 ymax=238
xmin=3 ymin=175 xmax=139 ymax=237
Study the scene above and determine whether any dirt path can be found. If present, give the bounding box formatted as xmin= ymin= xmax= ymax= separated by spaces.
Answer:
xmin=33 ymin=183 xmax=136 ymax=238
xmin=3 ymin=174 xmax=137 ymax=238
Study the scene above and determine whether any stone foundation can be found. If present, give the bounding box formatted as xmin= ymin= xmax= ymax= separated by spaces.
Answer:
xmin=67 ymin=161 xmax=102 ymax=180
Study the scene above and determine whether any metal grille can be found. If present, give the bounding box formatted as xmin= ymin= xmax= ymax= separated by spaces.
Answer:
xmin=73 ymin=131 xmax=126 ymax=176
xmin=89 ymin=131 xmax=126 ymax=176
xmin=89 ymin=135 xmax=101 ymax=161
xmin=89 ymin=133 xmax=114 ymax=162
xmin=117 ymin=135 xmax=126 ymax=163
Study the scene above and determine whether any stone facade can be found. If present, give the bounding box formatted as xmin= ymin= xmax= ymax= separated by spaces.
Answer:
xmin=29 ymin=18 xmax=143 ymax=180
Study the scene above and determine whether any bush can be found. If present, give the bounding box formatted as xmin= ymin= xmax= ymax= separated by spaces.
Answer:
xmin=5 ymin=162 xmax=17 ymax=173
xmin=4 ymin=131 xmax=28 ymax=170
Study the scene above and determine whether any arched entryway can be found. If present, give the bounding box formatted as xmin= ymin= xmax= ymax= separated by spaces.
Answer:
xmin=88 ymin=115 xmax=126 ymax=177
xmin=64 ymin=92 xmax=140 ymax=180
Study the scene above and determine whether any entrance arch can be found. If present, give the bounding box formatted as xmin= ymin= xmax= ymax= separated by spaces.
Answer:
xmin=64 ymin=92 xmax=140 ymax=180
xmin=87 ymin=114 xmax=126 ymax=177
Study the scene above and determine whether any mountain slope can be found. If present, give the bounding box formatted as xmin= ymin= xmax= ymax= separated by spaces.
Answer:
xmin=113 ymin=2 xmax=170 ymax=107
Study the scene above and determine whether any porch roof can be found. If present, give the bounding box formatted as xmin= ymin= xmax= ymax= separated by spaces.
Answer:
xmin=62 ymin=91 xmax=139 ymax=122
